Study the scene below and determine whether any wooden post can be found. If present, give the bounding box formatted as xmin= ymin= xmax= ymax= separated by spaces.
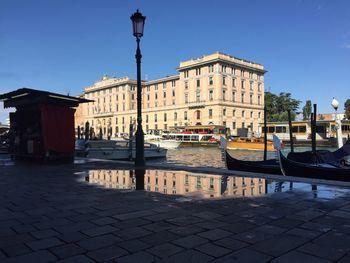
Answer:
xmin=311 ymin=104 xmax=317 ymax=163
xmin=77 ymin=125 xmax=80 ymax=139
xmin=263 ymin=106 xmax=267 ymax=161
xmin=84 ymin=122 xmax=90 ymax=141
xmin=287 ymin=110 xmax=294 ymax=153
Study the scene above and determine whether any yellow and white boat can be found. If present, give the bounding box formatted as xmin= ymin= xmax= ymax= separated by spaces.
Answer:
xmin=226 ymin=137 xmax=279 ymax=151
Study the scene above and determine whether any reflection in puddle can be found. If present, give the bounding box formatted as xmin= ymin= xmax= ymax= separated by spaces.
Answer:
xmin=0 ymin=156 xmax=15 ymax=166
xmin=84 ymin=169 xmax=350 ymax=200
xmin=86 ymin=169 xmax=266 ymax=199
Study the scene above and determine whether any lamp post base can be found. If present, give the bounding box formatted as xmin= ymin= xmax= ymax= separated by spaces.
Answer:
xmin=135 ymin=127 xmax=145 ymax=167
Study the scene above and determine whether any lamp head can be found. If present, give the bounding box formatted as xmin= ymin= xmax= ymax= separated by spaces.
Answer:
xmin=130 ymin=9 xmax=146 ymax=39
xmin=331 ymin=97 xmax=339 ymax=111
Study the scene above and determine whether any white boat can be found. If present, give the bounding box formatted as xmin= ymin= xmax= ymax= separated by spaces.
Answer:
xmin=80 ymin=140 xmax=167 ymax=160
xmin=163 ymin=133 xmax=219 ymax=147
xmin=144 ymin=134 xmax=181 ymax=149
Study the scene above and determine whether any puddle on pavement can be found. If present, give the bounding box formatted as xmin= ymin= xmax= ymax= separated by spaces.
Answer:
xmin=0 ymin=155 xmax=15 ymax=166
xmin=81 ymin=169 xmax=350 ymax=201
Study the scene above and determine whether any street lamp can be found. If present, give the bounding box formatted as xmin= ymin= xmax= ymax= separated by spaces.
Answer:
xmin=331 ymin=97 xmax=343 ymax=148
xmin=131 ymin=9 xmax=146 ymax=167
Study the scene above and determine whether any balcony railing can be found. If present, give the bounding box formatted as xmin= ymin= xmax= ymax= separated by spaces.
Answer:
xmin=93 ymin=111 xmax=113 ymax=117
xmin=187 ymin=100 xmax=206 ymax=109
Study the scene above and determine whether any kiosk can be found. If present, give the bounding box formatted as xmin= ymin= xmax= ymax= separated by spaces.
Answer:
xmin=0 ymin=88 xmax=90 ymax=162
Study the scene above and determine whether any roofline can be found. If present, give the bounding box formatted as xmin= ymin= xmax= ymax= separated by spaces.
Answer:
xmin=177 ymin=57 xmax=267 ymax=74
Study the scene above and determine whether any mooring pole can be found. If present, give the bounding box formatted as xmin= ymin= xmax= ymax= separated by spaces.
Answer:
xmin=287 ymin=110 xmax=294 ymax=153
xmin=311 ymin=104 xmax=317 ymax=163
xmin=263 ymin=106 xmax=267 ymax=161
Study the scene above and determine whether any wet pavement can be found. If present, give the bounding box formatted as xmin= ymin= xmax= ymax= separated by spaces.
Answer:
xmin=1 ymin=158 xmax=350 ymax=262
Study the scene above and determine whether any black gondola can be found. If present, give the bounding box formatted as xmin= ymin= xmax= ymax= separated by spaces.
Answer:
xmin=225 ymin=151 xmax=282 ymax=175
xmin=278 ymin=150 xmax=350 ymax=182
xmin=225 ymin=139 xmax=350 ymax=176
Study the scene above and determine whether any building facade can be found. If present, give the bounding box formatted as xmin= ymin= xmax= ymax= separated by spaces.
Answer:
xmin=75 ymin=52 xmax=265 ymax=137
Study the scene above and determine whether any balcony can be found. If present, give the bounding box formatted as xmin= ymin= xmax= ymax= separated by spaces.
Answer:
xmin=93 ymin=111 xmax=113 ymax=117
xmin=187 ymin=100 xmax=206 ymax=109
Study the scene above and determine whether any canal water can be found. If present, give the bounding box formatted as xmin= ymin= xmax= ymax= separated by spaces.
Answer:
xmin=148 ymin=146 xmax=337 ymax=169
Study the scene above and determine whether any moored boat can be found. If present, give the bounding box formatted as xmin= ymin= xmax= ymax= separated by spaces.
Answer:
xmin=278 ymin=150 xmax=350 ymax=181
xmin=225 ymin=151 xmax=281 ymax=175
xmin=164 ymin=133 xmax=219 ymax=147
xmin=144 ymin=134 xmax=181 ymax=149
xmin=226 ymin=137 xmax=277 ymax=151
xmin=79 ymin=140 xmax=167 ymax=160
xmin=224 ymin=138 xmax=350 ymax=176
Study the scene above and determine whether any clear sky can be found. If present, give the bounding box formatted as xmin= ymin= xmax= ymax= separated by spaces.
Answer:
xmin=1 ymin=0 xmax=350 ymax=123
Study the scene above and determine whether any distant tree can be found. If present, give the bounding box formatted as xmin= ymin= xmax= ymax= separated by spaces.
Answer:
xmin=345 ymin=99 xmax=350 ymax=120
xmin=265 ymin=91 xmax=301 ymax=122
xmin=302 ymin=100 xmax=312 ymax=120
xmin=319 ymin=114 xmax=325 ymax=120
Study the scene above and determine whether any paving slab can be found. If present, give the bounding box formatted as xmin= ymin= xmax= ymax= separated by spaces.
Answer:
xmin=115 ymin=251 xmax=155 ymax=263
xmin=77 ymin=234 xmax=121 ymax=251
xmin=146 ymin=243 xmax=183 ymax=258
xmin=195 ymin=242 xmax=231 ymax=258
xmin=26 ymin=237 xmax=63 ymax=251
xmin=81 ymin=225 xmax=118 ymax=237
xmin=233 ymin=229 xmax=274 ymax=244
xmin=50 ymin=244 xmax=86 ymax=259
xmin=140 ymin=230 xmax=180 ymax=246
xmin=86 ymin=245 xmax=128 ymax=261
xmin=197 ymin=228 xmax=232 ymax=241
xmin=56 ymin=254 xmax=95 ymax=263
xmin=313 ymin=231 xmax=350 ymax=251
xmin=31 ymin=229 xmax=60 ymax=239
xmin=171 ymin=235 xmax=208 ymax=249
xmin=1 ymin=250 xmax=57 ymax=263
xmin=297 ymin=242 xmax=346 ymax=261
xmin=251 ymin=234 xmax=309 ymax=257
xmin=271 ymin=250 xmax=331 ymax=263
xmin=211 ymin=248 xmax=272 ymax=263
xmin=214 ymin=237 xmax=249 ymax=251
xmin=158 ymin=249 xmax=213 ymax=263
xmin=118 ymin=239 xmax=152 ymax=253
xmin=338 ymin=254 xmax=350 ymax=263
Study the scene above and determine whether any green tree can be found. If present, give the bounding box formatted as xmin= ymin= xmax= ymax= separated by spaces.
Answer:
xmin=345 ymin=99 xmax=350 ymax=120
xmin=302 ymin=100 xmax=312 ymax=120
xmin=264 ymin=91 xmax=301 ymax=122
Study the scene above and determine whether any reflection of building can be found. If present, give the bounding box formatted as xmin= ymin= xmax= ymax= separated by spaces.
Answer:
xmin=75 ymin=52 xmax=265 ymax=138
xmin=87 ymin=169 xmax=266 ymax=198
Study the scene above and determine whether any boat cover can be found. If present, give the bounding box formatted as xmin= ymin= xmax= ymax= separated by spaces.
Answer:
xmin=287 ymin=139 xmax=350 ymax=164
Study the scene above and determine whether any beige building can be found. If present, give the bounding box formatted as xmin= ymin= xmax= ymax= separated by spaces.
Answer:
xmin=75 ymin=52 xmax=265 ymax=137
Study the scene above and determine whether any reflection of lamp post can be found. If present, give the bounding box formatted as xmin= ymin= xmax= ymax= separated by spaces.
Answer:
xmin=131 ymin=10 xmax=146 ymax=167
xmin=331 ymin=97 xmax=343 ymax=148
xmin=97 ymin=123 xmax=102 ymax=140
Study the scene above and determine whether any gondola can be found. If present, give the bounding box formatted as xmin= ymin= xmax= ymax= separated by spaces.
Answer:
xmin=225 ymin=151 xmax=282 ymax=175
xmin=225 ymin=139 xmax=350 ymax=176
xmin=278 ymin=150 xmax=350 ymax=182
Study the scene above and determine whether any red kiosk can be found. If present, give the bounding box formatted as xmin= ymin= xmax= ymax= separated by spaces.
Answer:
xmin=0 ymin=88 xmax=90 ymax=162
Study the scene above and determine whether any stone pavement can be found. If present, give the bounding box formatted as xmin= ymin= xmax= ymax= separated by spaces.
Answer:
xmin=1 ymin=159 xmax=350 ymax=262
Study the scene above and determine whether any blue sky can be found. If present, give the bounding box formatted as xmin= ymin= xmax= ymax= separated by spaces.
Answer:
xmin=1 ymin=0 xmax=350 ymax=123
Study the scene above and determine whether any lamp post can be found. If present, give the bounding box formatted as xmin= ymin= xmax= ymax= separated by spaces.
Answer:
xmin=331 ymin=97 xmax=343 ymax=148
xmin=131 ymin=10 xmax=146 ymax=167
